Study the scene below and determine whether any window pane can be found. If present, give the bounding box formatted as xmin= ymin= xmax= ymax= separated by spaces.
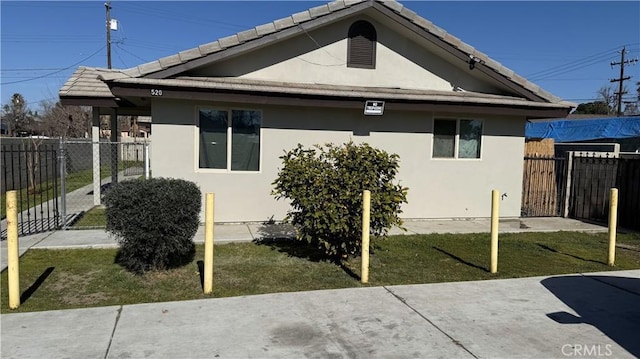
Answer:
xmin=459 ymin=119 xmax=482 ymax=158
xmin=231 ymin=110 xmax=261 ymax=171
xmin=199 ymin=109 xmax=227 ymax=169
xmin=433 ymin=119 xmax=456 ymax=158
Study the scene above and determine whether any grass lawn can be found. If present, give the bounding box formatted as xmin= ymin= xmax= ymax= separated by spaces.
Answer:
xmin=2 ymin=231 xmax=639 ymax=313
xmin=1 ymin=162 xmax=141 ymax=219
xmin=71 ymin=206 xmax=106 ymax=228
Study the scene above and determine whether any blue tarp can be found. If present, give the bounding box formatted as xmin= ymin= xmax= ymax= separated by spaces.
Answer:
xmin=525 ymin=116 xmax=640 ymax=142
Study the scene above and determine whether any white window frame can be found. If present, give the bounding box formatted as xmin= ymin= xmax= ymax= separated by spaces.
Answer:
xmin=431 ymin=117 xmax=483 ymax=160
xmin=195 ymin=106 xmax=263 ymax=173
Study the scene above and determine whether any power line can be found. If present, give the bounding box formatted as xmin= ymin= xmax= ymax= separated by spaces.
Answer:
xmin=528 ymin=53 xmax=617 ymax=81
xmin=115 ymin=43 xmax=148 ymax=63
xmin=525 ymin=47 xmax=619 ymax=77
xmin=0 ymin=46 xmax=106 ymax=85
xmin=525 ymin=43 xmax=640 ymax=81
xmin=116 ymin=2 xmax=251 ymax=31
xmin=2 ymin=68 xmax=68 ymax=72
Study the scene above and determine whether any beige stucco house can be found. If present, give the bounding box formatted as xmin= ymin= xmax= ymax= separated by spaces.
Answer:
xmin=60 ymin=0 xmax=574 ymax=222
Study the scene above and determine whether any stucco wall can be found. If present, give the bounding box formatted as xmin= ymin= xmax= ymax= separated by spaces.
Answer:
xmin=188 ymin=16 xmax=500 ymax=94
xmin=151 ymin=99 xmax=525 ymax=222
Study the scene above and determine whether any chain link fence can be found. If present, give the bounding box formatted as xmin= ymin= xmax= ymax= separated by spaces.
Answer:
xmin=62 ymin=139 xmax=149 ymax=229
xmin=1 ymin=137 xmax=149 ymax=237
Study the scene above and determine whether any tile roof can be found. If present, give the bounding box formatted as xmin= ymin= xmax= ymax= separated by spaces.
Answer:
xmin=59 ymin=67 xmax=122 ymax=98
xmin=59 ymin=0 xmax=574 ymax=108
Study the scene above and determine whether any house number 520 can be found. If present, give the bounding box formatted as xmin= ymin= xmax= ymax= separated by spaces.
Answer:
xmin=151 ymin=89 xmax=163 ymax=96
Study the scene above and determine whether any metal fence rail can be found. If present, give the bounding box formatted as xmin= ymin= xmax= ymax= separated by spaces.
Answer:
xmin=1 ymin=141 xmax=60 ymax=238
xmin=2 ymin=138 xmax=150 ymax=237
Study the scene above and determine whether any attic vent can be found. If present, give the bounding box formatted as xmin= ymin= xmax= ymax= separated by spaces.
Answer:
xmin=347 ymin=20 xmax=376 ymax=69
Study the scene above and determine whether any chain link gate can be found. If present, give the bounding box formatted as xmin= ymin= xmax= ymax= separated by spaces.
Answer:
xmin=60 ymin=139 xmax=149 ymax=229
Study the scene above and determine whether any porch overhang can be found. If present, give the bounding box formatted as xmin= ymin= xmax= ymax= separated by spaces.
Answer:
xmin=106 ymin=77 xmax=573 ymax=119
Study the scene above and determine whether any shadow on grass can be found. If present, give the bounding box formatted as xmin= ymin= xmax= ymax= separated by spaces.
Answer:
xmin=254 ymin=237 xmax=333 ymax=263
xmin=114 ymin=244 xmax=196 ymax=275
xmin=255 ymin=238 xmax=363 ymax=281
xmin=537 ymin=244 xmax=605 ymax=265
xmin=196 ymin=260 xmax=205 ymax=291
xmin=21 ymin=266 xmax=55 ymax=304
xmin=254 ymin=222 xmax=363 ymax=281
xmin=433 ymin=247 xmax=488 ymax=272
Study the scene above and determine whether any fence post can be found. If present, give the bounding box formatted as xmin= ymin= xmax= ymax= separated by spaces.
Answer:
xmin=490 ymin=189 xmax=499 ymax=274
xmin=361 ymin=190 xmax=371 ymax=284
xmin=58 ymin=138 xmax=67 ymax=229
xmin=92 ymin=109 xmax=101 ymax=206
xmin=608 ymin=188 xmax=618 ymax=266
xmin=144 ymin=142 xmax=150 ymax=180
xmin=6 ymin=190 xmax=20 ymax=309
xmin=563 ymin=151 xmax=574 ymax=218
xmin=110 ymin=112 xmax=119 ymax=185
xmin=204 ymin=193 xmax=215 ymax=294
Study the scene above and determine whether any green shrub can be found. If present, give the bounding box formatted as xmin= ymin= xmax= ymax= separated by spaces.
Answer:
xmin=104 ymin=178 xmax=201 ymax=274
xmin=272 ymin=141 xmax=408 ymax=261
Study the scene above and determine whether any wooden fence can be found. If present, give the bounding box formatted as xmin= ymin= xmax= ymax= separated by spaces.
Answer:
xmin=569 ymin=154 xmax=640 ymax=230
xmin=522 ymin=155 xmax=567 ymax=217
xmin=522 ymin=151 xmax=640 ymax=230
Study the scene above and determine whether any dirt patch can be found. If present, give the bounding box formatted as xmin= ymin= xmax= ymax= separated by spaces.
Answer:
xmin=49 ymin=271 xmax=99 ymax=292
xmin=62 ymin=292 xmax=110 ymax=305
xmin=48 ymin=270 xmax=111 ymax=305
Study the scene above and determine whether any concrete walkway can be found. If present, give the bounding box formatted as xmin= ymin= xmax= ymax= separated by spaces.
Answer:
xmin=3 ymin=217 xmax=638 ymax=358
xmin=0 ymin=169 xmax=140 ymax=240
xmin=2 ymin=270 xmax=639 ymax=358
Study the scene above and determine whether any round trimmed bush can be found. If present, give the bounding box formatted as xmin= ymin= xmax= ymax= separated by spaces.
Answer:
xmin=104 ymin=178 xmax=201 ymax=274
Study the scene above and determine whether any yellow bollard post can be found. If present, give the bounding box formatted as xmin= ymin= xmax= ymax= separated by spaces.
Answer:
xmin=6 ymin=190 xmax=20 ymax=309
xmin=490 ymin=189 xmax=499 ymax=274
xmin=608 ymin=188 xmax=618 ymax=267
xmin=361 ymin=190 xmax=371 ymax=284
xmin=203 ymin=193 xmax=215 ymax=294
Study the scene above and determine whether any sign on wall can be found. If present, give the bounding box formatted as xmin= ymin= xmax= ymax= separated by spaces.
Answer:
xmin=364 ymin=100 xmax=385 ymax=116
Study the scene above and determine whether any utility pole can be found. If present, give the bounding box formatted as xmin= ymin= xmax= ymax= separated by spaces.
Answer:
xmin=105 ymin=1 xmax=112 ymax=69
xmin=610 ymin=46 xmax=639 ymax=116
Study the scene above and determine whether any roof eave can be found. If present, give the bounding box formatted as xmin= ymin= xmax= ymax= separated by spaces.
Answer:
xmin=141 ymin=1 xmax=372 ymax=79
xmin=106 ymin=78 xmax=572 ymax=119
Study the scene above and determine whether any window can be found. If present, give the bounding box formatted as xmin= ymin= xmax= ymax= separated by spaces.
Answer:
xmin=432 ymin=119 xmax=482 ymax=159
xmin=347 ymin=20 xmax=376 ymax=69
xmin=199 ymin=108 xmax=261 ymax=171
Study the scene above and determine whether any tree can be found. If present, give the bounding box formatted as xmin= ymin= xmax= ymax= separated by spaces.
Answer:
xmin=2 ymin=93 xmax=35 ymax=136
xmin=40 ymin=101 xmax=91 ymax=138
xmin=596 ymin=86 xmax=616 ymax=115
xmin=574 ymin=101 xmax=610 ymax=115
xmin=272 ymin=141 xmax=408 ymax=261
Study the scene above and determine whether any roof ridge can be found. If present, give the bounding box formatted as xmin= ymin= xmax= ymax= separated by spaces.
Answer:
xmin=65 ymin=0 xmax=572 ymax=106
xmin=121 ymin=0 xmax=366 ymax=78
